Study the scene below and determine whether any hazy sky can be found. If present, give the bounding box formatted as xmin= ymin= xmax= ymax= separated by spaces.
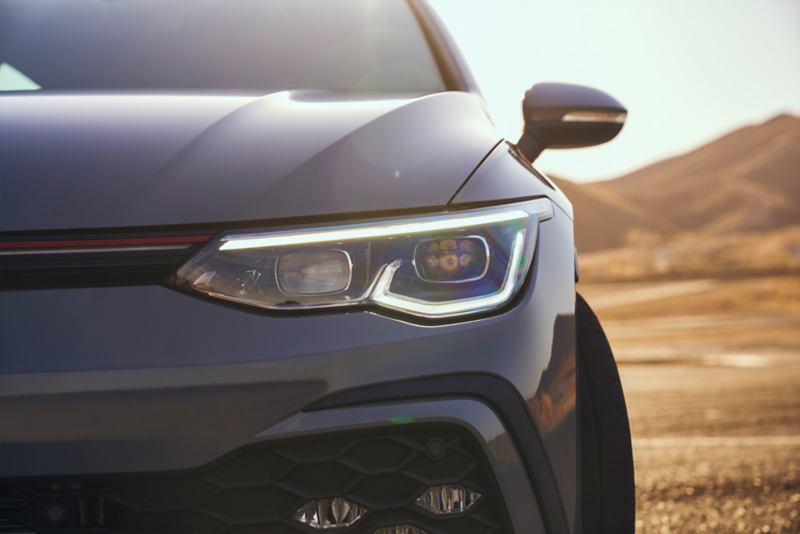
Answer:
xmin=429 ymin=0 xmax=800 ymax=182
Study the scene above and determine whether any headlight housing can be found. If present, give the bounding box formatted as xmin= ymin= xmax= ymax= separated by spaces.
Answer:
xmin=170 ymin=199 xmax=553 ymax=319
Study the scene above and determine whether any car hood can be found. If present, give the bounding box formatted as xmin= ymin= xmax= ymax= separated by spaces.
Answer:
xmin=0 ymin=91 xmax=500 ymax=232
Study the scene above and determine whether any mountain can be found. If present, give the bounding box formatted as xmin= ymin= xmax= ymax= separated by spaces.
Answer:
xmin=550 ymin=177 xmax=681 ymax=253
xmin=554 ymin=114 xmax=800 ymax=280
xmin=601 ymin=114 xmax=800 ymax=234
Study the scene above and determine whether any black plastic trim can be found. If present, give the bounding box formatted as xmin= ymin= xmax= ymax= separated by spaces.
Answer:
xmin=0 ymin=229 xmax=214 ymax=291
xmin=0 ymin=422 xmax=512 ymax=534
xmin=305 ymin=372 xmax=569 ymax=534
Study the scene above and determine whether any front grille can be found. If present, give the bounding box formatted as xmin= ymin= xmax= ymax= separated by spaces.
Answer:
xmin=0 ymin=426 xmax=509 ymax=533
xmin=0 ymin=231 xmax=214 ymax=290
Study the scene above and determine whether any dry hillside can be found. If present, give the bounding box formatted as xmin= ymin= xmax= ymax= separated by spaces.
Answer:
xmin=603 ymin=114 xmax=800 ymax=234
xmin=550 ymin=177 xmax=681 ymax=252
xmin=555 ymin=114 xmax=800 ymax=281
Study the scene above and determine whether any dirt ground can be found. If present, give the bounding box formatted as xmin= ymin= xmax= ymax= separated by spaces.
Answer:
xmin=579 ymin=275 xmax=800 ymax=533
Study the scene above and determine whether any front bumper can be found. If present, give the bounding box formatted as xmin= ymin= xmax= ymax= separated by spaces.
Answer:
xmin=0 ymin=207 xmax=576 ymax=533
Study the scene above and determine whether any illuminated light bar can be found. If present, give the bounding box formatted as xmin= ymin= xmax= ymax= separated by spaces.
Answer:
xmin=415 ymin=484 xmax=482 ymax=514
xmin=219 ymin=210 xmax=530 ymax=251
xmin=371 ymin=232 xmax=525 ymax=319
xmin=562 ymin=110 xmax=626 ymax=123
xmin=174 ymin=200 xmax=553 ymax=318
xmin=373 ymin=526 xmax=428 ymax=534
xmin=293 ymin=498 xmax=366 ymax=529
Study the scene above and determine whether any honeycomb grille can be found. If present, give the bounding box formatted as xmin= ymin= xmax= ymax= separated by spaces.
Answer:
xmin=0 ymin=426 xmax=509 ymax=533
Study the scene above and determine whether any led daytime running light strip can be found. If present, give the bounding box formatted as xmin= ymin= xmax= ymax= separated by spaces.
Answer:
xmin=220 ymin=210 xmax=530 ymax=251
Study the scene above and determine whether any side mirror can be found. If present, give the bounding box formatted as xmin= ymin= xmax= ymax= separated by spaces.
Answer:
xmin=516 ymin=82 xmax=627 ymax=162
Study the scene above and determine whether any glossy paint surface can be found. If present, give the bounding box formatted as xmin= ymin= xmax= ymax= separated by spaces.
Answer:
xmin=0 ymin=2 xmax=580 ymax=530
xmin=451 ymin=141 xmax=574 ymax=220
xmin=0 ymin=211 xmax=575 ymax=529
xmin=0 ymin=90 xmax=499 ymax=232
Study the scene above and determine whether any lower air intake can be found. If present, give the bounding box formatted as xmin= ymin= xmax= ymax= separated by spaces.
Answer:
xmin=0 ymin=425 xmax=510 ymax=533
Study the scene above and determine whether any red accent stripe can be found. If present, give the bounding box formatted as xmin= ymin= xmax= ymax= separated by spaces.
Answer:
xmin=0 ymin=235 xmax=212 ymax=250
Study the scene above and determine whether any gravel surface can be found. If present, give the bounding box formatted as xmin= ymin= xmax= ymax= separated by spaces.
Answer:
xmin=581 ymin=276 xmax=800 ymax=533
xmin=633 ymin=434 xmax=799 ymax=532
xmin=619 ymin=363 xmax=800 ymax=533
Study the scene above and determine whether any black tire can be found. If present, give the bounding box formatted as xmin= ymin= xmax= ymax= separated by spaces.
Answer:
xmin=577 ymin=293 xmax=635 ymax=533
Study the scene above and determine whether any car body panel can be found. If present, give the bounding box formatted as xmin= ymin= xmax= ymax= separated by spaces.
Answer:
xmin=0 ymin=90 xmax=499 ymax=232
xmin=0 ymin=2 xmax=582 ymax=532
xmin=0 ymin=209 xmax=575 ymax=532
xmin=451 ymin=141 xmax=574 ymax=220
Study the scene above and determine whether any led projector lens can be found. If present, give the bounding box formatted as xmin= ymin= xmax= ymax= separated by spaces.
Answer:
xmin=171 ymin=200 xmax=553 ymax=319
xmin=414 ymin=237 xmax=488 ymax=282
xmin=277 ymin=250 xmax=352 ymax=295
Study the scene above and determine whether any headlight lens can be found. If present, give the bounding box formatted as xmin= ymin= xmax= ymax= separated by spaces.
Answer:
xmin=170 ymin=199 xmax=553 ymax=319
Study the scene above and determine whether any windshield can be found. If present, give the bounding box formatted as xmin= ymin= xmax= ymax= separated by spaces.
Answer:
xmin=0 ymin=0 xmax=444 ymax=93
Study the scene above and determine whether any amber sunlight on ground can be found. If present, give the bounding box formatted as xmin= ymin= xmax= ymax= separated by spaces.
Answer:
xmin=580 ymin=275 xmax=800 ymax=533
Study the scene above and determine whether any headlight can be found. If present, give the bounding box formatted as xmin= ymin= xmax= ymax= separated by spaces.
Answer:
xmin=170 ymin=199 xmax=553 ymax=319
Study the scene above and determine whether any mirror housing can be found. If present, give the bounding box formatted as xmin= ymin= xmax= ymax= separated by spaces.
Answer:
xmin=516 ymin=82 xmax=627 ymax=162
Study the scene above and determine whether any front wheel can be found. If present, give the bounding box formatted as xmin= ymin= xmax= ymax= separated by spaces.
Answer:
xmin=577 ymin=293 xmax=636 ymax=533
